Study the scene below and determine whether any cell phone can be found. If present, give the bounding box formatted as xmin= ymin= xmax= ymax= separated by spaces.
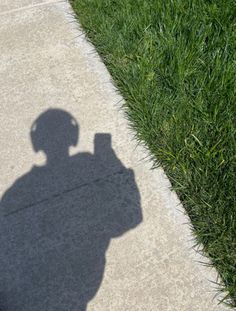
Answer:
xmin=94 ymin=133 xmax=112 ymax=157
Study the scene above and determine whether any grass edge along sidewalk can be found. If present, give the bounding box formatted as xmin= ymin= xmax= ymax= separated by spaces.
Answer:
xmin=70 ymin=0 xmax=236 ymax=307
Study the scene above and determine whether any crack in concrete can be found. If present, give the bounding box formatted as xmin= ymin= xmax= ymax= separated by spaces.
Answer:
xmin=0 ymin=0 xmax=65 ymax=17
xmin=4 ymin=169 xmax=126 ymax=217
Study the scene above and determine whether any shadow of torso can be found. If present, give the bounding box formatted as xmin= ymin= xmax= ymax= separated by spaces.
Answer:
xmin=0 ymin=151 xmax=142 ymax=311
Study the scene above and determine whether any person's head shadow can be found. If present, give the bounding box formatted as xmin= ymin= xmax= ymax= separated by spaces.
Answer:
xmin=0 ymin=109 xmax=142 ymax=311
xmin=30 ymin=109 xmax=79 ymax=166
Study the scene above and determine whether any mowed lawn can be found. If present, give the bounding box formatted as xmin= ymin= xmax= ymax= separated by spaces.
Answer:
xmin=70 ymin=0 xmax=236 ymax=307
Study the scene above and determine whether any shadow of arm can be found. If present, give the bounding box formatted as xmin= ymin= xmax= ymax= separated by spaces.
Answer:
xmin=110 ymin=168 xmax=143 ymax=238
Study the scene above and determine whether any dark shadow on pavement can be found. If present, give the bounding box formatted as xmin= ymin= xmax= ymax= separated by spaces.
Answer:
xmin=0 ymin=109 xmax=142 ymax=311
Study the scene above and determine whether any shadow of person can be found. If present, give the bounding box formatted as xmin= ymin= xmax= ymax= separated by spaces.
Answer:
xmin=0 ymin=109 xmax=142 ymax=311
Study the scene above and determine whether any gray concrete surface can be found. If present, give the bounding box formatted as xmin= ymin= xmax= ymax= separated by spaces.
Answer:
xmin=0 ymin=1 xmax=228 ymax=310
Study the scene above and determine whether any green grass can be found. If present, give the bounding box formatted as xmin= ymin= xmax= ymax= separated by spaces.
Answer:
xmin=70 ymin=0 xmax=236 ymax=307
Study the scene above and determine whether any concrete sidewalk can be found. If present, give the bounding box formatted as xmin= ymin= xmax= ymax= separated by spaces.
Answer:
xmin=0 ymin=1 xmax=227 ymax=310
